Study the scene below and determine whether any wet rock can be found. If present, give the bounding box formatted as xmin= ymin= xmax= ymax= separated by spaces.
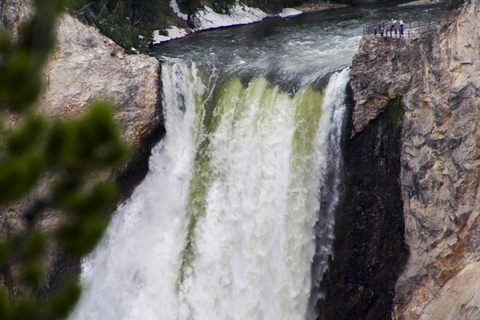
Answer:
xmin=324 ymin=96 xmax=407 ymax=320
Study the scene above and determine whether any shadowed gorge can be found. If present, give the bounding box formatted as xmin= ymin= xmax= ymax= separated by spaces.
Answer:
xmin=325 ymin=96 xmax=408 ymax=320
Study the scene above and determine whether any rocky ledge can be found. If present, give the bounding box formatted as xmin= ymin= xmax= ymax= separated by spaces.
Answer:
xmin=328 ymin=1 xmax=480 ymax=319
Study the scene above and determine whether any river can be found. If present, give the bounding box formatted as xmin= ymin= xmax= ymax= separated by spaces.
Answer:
xmin=69 ymin=3 xmax=447 ymax=320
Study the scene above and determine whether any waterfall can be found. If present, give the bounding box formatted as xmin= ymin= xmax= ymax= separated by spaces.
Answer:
xmin=307 ymin=68 xmax=349 ymax=320
xmin=69 ymin=63 xmax=349 ymax=320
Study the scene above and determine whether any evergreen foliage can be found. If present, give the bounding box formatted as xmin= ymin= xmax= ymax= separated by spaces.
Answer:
xmin=0 ymin=0 xmax=128 ymax=318
xmin=211 ymin=0 xmax=236 ymax=15
xmin=70 ymin=0 xmax=169 ymax=53
xmin=178 ymin=0 xmax=202 ymax=28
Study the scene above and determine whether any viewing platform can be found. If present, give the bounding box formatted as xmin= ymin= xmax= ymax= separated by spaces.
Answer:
xmin=362 ymin=13 xmax=457 ymax=41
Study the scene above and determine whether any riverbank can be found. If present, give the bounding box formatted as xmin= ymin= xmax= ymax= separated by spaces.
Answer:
xmin=294 ymin=2 xmax=348 ymax=13
xmin=398 ymin=0 xmax=445 ymax=6
xmin=153 ymin=1 xmax=270 ymax=44
xmin=153 ymin=0 xmax=445 ymax=45
xmin=153 ymin=0 xmax=348 ymax=44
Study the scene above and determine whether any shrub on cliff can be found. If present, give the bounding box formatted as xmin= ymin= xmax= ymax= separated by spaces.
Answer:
xmin=71 ymin=0 xmax=169 ymax=53
xmin=0 ymin=0 xmax=128 ymax=318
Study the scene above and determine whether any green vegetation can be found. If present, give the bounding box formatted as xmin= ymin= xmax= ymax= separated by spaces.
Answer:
xmin=178 ymin=0 xmax=202 ymax=27
xmin=389 ymin=96 xmax=404 ymax=139
xmin=211 ymin=0 xmax=237 ymax=14
xmin=0 ymin=0 xmax=128 ymax=318
xmin=69 ymin=0 xmax=354 ymax=52
xmin=70 ymin=0 xmax=172 ymax=53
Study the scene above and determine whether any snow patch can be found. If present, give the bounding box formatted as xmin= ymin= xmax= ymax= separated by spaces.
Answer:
xmin=279 ymin=8 xmax=302 ymax=18
xmin=170 ymin=0 xmax=188 ymax=20
xmin=153 ymin=27 xmax=188 ymax=44
xmin=397 ymin=0 xmax=444 ymax=6
xmin=154 ymin=0 xmax=302 ymax=45
xmin=194 ymin=5 xmax=268 ymax=31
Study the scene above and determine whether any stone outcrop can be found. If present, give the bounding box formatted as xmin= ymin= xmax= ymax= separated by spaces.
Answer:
xmin=331 ymin=1 xmax=480 ymax=319
xmin=38 ymin=14 xmax=163 ymax=152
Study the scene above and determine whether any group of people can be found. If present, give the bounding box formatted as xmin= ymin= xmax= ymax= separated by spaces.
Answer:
xmin=372 ymin=19 xmax=405 ymax=37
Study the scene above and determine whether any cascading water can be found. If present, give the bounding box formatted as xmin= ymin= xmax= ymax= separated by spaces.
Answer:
xmin=69 ymin=61 xmax=349 ymax=320
xmin=68 ymin=4 xmax=447 ymax=320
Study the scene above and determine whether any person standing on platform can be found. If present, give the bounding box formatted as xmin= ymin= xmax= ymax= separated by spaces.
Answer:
xmin=390 ymin=19 xmax=397 ymax=31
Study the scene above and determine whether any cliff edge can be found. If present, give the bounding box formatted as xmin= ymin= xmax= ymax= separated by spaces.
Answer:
xmin=338 ymin=1 xmax=480 ymax=319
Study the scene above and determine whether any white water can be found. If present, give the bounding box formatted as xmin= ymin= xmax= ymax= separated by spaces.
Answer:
xmin=69 ymin=64 xmax=349 ymax=320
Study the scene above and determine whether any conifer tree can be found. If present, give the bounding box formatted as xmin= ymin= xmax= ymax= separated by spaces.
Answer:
xmin=178 ymin=0 xmax=202 ymax=28
xmin=0 ymin=0 xmax=128 ymax=318
xmin=72 ymin=0 xmax=156 ymax=53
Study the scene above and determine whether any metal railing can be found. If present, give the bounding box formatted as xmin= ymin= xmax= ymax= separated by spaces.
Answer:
xmin=363 ymin=18 xmax=437 ymax=39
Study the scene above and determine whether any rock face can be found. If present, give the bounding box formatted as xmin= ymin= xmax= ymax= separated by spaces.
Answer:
xmin=39 ymin=14 xmax=163 ymax=152
xmin=0 ymin=0 xmax=33 ymax=41
xmin=38 ymin=14 xmax=165 ymax=199
xmin=396 ymin=4 xmax=480 ymax=318
xmin=331 ymin=1 xmax=480 ymax=319
xmin=325 ymin=92 xmax=408 ymax=320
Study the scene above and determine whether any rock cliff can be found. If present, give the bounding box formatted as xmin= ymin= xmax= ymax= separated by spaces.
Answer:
xmin=324 ymin=88 xmax=408 ymax=320
xmin=327 ymin=1 xmax=480 ymax=319
xmin=38 ymin=14 xmax=164 ymax=200
xmin=39 ymin=14 xmax=162 ymax=151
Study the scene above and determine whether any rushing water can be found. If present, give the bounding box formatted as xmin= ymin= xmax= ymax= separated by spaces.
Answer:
xmin=69 ymin=4 xmax=447 ymax=320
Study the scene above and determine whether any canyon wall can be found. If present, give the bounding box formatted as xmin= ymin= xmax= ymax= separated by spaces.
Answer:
xmin=324 ymin=88 xmax=408 ymax=320
xmin=328 ymin=1 xmax=480 ymax=319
